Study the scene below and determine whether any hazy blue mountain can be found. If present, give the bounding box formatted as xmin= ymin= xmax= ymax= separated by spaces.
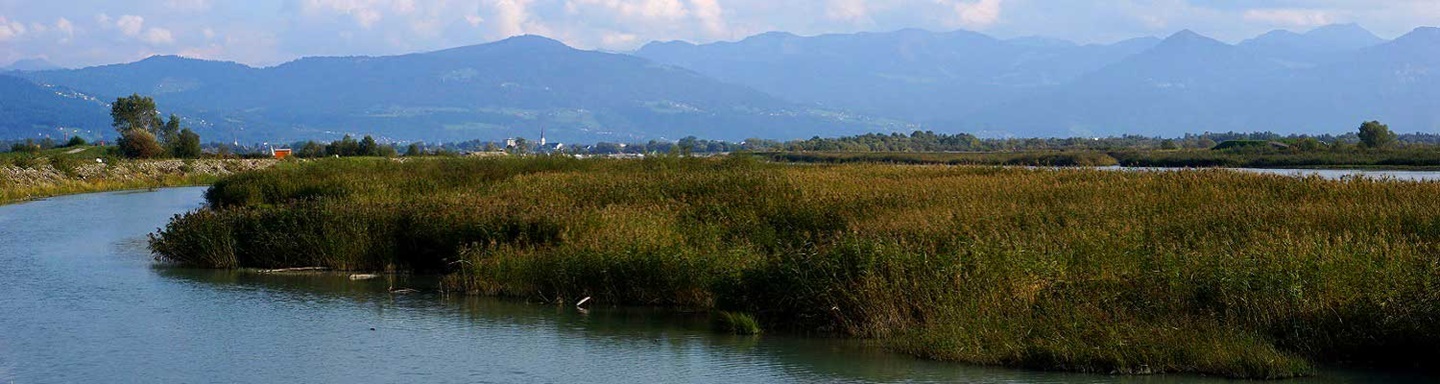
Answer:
xmin=2 ymin=58 xmax=63 ymax=72
xmin=969 ymin=27 xmax=1439 ymax=137
xmin=9 ymin=26 xmax=1438 ymax=142
xmin=19 ymin=36 xmax=901 ymax=143
xmin=1239 ymin=24 xmax=1385 ymax=66
xmin=1276 ymin=26 xmax=1440 ymax=132
xmin=636 ymin=28 xmax=1158 ymax=123
xmin=0 ymin=75 xmax=109 ymax=139
xmin=1241 ymin=24 xmax=1384 ymax=53
xmin=965 ymin=30 xmax=1275 ymax=137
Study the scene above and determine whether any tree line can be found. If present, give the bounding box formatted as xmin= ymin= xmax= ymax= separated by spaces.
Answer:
xmin=1 ymin=101 xmax=1420 ymax=159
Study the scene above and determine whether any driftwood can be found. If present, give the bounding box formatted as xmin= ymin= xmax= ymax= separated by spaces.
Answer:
xmin=257 ymin=267 xmax=330 ymax=274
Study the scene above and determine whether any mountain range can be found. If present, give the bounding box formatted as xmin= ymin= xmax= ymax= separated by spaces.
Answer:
xmin=2 ymin=24 xmax=1437 ymax=142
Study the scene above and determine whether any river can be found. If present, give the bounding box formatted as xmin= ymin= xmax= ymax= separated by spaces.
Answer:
xmin=0 ymin=188 xmax=1429 ymax=383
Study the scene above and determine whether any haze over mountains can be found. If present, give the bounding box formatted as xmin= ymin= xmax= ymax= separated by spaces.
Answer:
xmin=2 ymin=24 xmax=1437 ymax=142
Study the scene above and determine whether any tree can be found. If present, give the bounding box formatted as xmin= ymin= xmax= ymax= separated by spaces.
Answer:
xmin=358 ymin=135 xmax=379 ymax=156
xmin=161 ymin=114 xmax=181 ymax=144
xmin=405 ymin=143 xmax=424 ymax=157
xmin=327 ymin=135 xmax=359 ymax=157
xmin=1159 ymin=139 xmax=1178 ymax=150
xmin=111 ymin=94 xmax=163 ymax=137
xmin=511 ymin=137 xmax=529 ymax=154
xmin=64 ymin=136 xmax=88 ymax=147
xmin=171 ymin=129 xmax=202 ymax=158
xmin=117 ymin=129 xmax=166 ymax=159
xmin=1358 ymin=121 xmax=1396 ymax=149
xmin=297 ymin=141 xmax=326 ymax=158
xmin=377 ymin=144 xmax=398 ymax=157
xmin=677 ymin=136 xmax=699 ymax=156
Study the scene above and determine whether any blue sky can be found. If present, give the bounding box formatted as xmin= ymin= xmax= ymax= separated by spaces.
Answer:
xmin=1 ymin=0 xmax=1436 ymax=67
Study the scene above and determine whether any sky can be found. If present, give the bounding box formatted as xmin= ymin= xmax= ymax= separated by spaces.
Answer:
xmin=0 ymin=0 xmax=1437 ymax=68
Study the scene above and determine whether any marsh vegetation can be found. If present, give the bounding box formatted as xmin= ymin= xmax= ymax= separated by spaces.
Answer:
xmin=150 ymin=156 xmax=1440 ymax=378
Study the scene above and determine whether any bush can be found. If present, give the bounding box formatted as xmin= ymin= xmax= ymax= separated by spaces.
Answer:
xmin=64 ymin=136 xmax=88 ymax=148
xmin=118 ymin=129 xmax=166 ymax=159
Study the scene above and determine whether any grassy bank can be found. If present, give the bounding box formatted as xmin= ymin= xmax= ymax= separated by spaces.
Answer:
xmin=1 ymin=147 xmax=276 ymax=204
xmin=149 ymin=156 xmax=1440 ymax=379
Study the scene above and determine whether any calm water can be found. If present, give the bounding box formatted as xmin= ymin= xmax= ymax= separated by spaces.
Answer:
xmin=0 ymin=188 xmax=1429 ymax=383
xmin=1229 ymin=168 xmax=1440 ymax=181
xmin=1104 ymin=166 xmax=1440 ymax=181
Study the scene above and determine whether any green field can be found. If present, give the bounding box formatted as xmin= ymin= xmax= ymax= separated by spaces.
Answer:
xmin=149 ymin=156 xmax=1440 ymax=378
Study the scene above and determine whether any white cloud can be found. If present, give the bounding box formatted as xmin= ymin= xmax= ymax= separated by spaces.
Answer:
xmin=143 ymin=27 xmax=175 ymax=45
xmin=950 ymin=0 xmax=1003 ymax=29
xmin=1243 ymin=8 xmax=1333 ymax=28
xmin=55 ymin=18 xmax=74 ymax=37
xmin=689 ymin=0 xmax=726 ymax=37
xmin=116 ymin=15 xmax=145 ymax=36
xmin=567 ymin=0 xmax=689 ymax=20
xmin=0 ymin=17 xmax=22 ymax=41
xmin=392 ymin=0 xmax=417 ymax=14
xmin=826 ymin=0 xmax=870 ymax=23
xmin=490 ymin=0 xmax=537 ymax=37
xmin=166 ymin=0 xmax=213 ymax=12
xmin=302 ymin=0 xmax=387 ymax=28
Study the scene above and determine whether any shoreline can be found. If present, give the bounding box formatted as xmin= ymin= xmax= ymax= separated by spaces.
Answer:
xmin=0 ymin=158 xmax=278 ymax=205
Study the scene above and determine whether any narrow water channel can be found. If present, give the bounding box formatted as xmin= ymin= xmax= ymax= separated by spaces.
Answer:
xmin=0 ymin=188 xmax=1427 ymax=383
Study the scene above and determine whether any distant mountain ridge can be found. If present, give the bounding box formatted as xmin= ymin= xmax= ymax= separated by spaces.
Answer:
xmin=16 ymin=35 xmax=901 ymax=143
xmin=2 ymin=58 xmax=64 ymax=72
xmin=0 ymin=74 xmax=109 ymax=139
xmin=636 ymin=28 xmax=1161 ymax=124
xmin=3 ymin=25 xmax=1438 ymax=142
xmin=641 ymin=24 xmax=1438 ymax=137
xmin=969 ymin=26 xmax=1440 ymax=137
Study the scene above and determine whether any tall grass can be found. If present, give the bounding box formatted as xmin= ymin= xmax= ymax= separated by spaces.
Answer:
xmin=150 ymin=156 xmax=1440 ymax=378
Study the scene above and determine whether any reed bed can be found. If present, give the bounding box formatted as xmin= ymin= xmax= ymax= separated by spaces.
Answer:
xmin=150 ymin=156 xmax=1440 ymax=378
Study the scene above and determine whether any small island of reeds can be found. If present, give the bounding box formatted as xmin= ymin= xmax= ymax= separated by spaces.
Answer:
xmin=149 ymin=156 xmax=1440 ymax=379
